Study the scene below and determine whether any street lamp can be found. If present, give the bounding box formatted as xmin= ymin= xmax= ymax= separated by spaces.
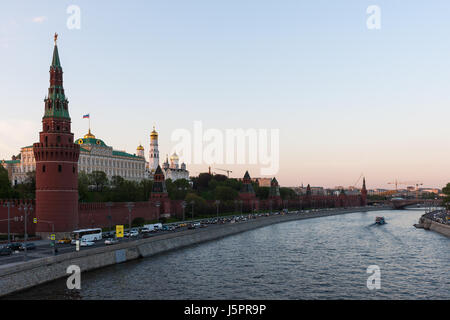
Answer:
xmin=190 ymin=200 xmax=195 ymax=220
xmin=39 ymin=219 xmax=56 ymax=255
xmin=181 ymin=201 xmax=187 ymax=222
xmin=269 ymin=199 xmax=273 ymax=214
xmin=125 ymin=202 xmax=135 ymax=241
xmin=106 ymin=202 xmax=113 ymax=231
xmin=18 ymin=203 xmax=33 ymax=261
xmin=2 ymin=201 xmax=14 ymax=244
xmin=215 ymin=200 xmax=220 ymax=220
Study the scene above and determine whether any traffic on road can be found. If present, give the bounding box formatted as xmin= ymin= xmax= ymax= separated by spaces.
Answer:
xmin=0 ymin=207 xmax=366 ymax=266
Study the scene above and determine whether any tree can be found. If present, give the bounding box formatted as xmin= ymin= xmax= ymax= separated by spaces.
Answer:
xmin=0 ymin=166 xmax=14 ymax=198
xmin=185 ymin=193 xmax=207 ymax=216
xmin=78 ymin=171 xmax=90 ymax=202
xmin=214 ymin=186 xmax=238 ymax=201
xmin=280 ymin=187 xmax=297 ymax=200
xmin=195 ymin=173 xmax=212 ymax=191
xmin=89 ymin=171 xmax=108 ymax=192
xmin=441 ymin=183 xmax=450 ymax=208
xmin=14 ymin=171 xmax=35 ymax=199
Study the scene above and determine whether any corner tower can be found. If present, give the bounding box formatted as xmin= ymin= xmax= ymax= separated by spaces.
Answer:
xmin=33 ymin=34 xmax=80 ymax=234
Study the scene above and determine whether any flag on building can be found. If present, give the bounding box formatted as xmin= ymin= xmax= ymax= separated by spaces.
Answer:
xmin=83 ymin=114 xmax=90 ymax=119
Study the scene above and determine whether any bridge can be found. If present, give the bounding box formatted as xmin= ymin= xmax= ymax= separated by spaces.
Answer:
xmin=390 ymin=199 xmax=442 ymax=210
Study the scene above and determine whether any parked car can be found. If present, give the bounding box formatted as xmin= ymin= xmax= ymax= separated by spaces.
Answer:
xmin=129 ymin=230 xmax=139 ymax=237
xmin=80 ymin=240 xmax=95 ymax=247
xmin=7 ymin=243 xmax=22 ymax=251
xmin=0 ymin=246 xmax=12 ymax=256
xmin=140 ymin=227 xmax=151 ymax=233
xmin=19 ymin=243 xmax=36 ymax=251
xmin=142 ymin=233 xmax=152 ymax=239
xmin=57 ymin=238 xmax=71 ymax=244
xmin=104 ymin=238 xmax=119 ymax=245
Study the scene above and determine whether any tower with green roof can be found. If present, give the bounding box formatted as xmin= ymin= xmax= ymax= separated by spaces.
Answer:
xmin=33 ymin=34 xmax=80 ymax=235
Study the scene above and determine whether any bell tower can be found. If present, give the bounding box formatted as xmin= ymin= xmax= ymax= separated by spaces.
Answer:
xmin=33 ymin=34 xmax=80 ymax=234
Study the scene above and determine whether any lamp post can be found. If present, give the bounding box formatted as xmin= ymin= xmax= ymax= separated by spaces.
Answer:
xmin=190 ymin=200 xmax=195 ymax=220
xmin=39 ymin=220 xmax=56 ymax=255
xmin=155 ymin=201 xmax=161 ymax=220
xmin=125 ymin=202 xmax=135 ymax=241
xmin=239 ymin=200 xmax=243 ymax=215
xmin=2 ymin=201 xmax=14 ymax=244
xmin=18 ymin=203 xmax=33 ymax=261
xmin=181 ymin=201 xmax=186 ymax=222
xmin=269 ymin=199 xmax=273 ymax=215
xmin=106 ymin=202 xmax=113 ymax=231
xmin=215 ymin=200 xmax=220 ymax=221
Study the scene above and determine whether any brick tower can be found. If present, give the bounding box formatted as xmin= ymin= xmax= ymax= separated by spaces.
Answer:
xmin=239 ymin=171 xmax=259 ymax=212
xmin=150 ymin=165 xmax=171 ymax=218
xmin=33 ymin=34 xmax=80 ymax=234
xmin=361 ymin=177 xmax=367 ymax=206
xmin=268 ymin=177 xmax=282 ymax=209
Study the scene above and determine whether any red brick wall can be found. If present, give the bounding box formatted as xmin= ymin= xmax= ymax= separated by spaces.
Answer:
xmin=0 ymin=200 xmax=36 ymax=235
xmin=78 ymin=201 xmax=160 ymax=229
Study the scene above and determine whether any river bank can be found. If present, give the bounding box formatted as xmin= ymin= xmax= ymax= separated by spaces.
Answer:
xmin=0 ymin=206 xmax=389 ymax=298
xmin=415 ymin=212 xmax=450 ymax=238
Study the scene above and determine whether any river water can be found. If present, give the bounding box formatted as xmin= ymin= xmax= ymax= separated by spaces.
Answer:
xmin=7 ymin=209 xmax=450 ymax=299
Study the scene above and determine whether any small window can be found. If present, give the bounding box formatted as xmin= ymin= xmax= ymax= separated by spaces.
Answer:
xmin=57 ymin=136 xmax=61 ymax=143
xmin=58 ymin=165 xmax=62 ymax=172
xmin=42 ymin=165 xmax=46 ymax=173
xmin=73 ymin=166 xmax=75 ymax=173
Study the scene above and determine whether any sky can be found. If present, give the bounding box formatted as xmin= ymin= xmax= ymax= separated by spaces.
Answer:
xmin=1 ymin=0 xmax=450 ymax=189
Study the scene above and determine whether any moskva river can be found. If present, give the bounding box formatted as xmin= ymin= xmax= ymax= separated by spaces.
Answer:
xmin=8 ymin=209 xmax=450 ymax=299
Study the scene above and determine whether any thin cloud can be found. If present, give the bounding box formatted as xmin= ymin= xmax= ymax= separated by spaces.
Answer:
xmin=32 ymin=16 xmax=47 ymax=23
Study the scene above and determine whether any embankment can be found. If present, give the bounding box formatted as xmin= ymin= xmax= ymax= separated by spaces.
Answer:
xmin=0 ymin=206 xmax=388 ymax=297
xmin=419 ymin=218 xmax=450 ymax=238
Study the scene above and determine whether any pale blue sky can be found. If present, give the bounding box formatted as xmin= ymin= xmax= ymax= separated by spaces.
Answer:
xmin=1 ymin=1 xmax=450 ymax=188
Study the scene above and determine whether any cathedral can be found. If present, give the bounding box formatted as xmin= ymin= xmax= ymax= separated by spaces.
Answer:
xmin=141 ymin=127 xmax=190 ymax=182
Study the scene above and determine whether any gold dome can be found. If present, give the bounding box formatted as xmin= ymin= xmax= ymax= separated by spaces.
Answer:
xmin=84 ymin=129 xmax=96 ymax=139
xmin=150 ymin=126 xmax=158 ymax=138
xmin=137 ymin=144 xmax=144 ymax=151
xmin=170 ymin=152 xmax=179 ymax=160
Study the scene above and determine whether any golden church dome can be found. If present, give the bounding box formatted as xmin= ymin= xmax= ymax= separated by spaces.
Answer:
xmin=84 ymin=129 xmax=96 ymax=139
xmin=150 ymin=126 xmax=158 ymax=138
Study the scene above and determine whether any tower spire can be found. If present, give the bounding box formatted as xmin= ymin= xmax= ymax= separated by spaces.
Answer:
xmin=51 ymin=33 xmax=61 ymax=69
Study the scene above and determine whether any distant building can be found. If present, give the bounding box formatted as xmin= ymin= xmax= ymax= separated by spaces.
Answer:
xmin=161 ymin=152 xmax=189 ymax=181
xmin=251 ymin=177 xmax=272 ymax=187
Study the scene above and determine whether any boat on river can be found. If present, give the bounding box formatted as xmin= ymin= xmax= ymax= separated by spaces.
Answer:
xmin=375 ymin=217 xmax=386 ymax=225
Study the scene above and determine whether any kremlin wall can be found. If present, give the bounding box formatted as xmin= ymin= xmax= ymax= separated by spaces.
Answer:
xmin=0 ymin=36 xmax=367 ymax=237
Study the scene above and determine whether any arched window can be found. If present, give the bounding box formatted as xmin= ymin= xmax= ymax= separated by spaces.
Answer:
xmin=58 ymin=165 xmax=62 ymax=172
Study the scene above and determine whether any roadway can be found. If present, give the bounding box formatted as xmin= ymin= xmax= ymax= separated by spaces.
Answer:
xmin=0 ymin=206 xmax=377 ymax=267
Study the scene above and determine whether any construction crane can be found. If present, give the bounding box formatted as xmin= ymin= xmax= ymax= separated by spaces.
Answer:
xmin=213 ymin=168 xmax=233 ymax=178
xmin=352 ymin=173 xmax=364 ymax=189
xmin=387 ymin=180 xmax=423 ymax=198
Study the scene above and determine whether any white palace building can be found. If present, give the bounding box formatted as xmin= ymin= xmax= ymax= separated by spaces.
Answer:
xmin=2 ymin=127 xmax=189 ymax=185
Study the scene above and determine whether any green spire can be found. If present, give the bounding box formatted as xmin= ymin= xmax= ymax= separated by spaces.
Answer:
xmin=51 ymin=44 xmax=61 ymax=69
xmin=43 ymin=33 xmax=70 ymax=120
xmin=51 ymin=33 xmax=61 ymax=69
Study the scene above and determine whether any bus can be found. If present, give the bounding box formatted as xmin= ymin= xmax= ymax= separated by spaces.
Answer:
xmin=71 ymin=228 xmax=102 ymax=244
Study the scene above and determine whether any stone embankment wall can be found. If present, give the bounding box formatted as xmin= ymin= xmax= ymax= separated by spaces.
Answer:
xmin=0 ymin=206 xmax=387 ymax=297
xmin=421 ymin=218 xmax=450 ymax=238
